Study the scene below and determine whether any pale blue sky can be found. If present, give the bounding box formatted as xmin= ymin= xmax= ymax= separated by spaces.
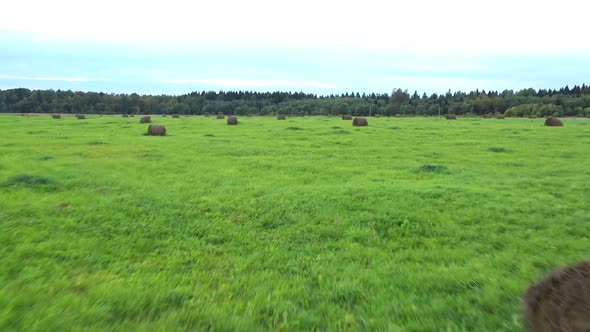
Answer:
xmin=1 ymin=0 xmax=589 ymax=95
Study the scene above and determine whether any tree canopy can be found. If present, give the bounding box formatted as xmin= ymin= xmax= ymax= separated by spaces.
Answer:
xmin=1 ymin=85 xmax=589 ymax=117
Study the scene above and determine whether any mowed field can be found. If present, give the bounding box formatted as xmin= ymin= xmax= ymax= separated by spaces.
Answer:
xmin=1 ymin=114 xmax=589 ymax=331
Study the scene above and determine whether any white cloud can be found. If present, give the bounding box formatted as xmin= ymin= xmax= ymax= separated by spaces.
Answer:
xmin=161 ymin=78 xmax=339 ymax=89
xmin=0 ymin=74 xmax=101 ymax=82
xmin=1 ymin=0 xmax=589 ymax=54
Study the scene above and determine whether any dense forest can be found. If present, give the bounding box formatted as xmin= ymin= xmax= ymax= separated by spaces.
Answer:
xmin=1 ymin=85 xmax=590 ymax=117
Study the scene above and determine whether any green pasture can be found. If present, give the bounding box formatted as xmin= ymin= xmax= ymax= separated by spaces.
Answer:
xmin=0 ymin=114 xmax=589 ymax=330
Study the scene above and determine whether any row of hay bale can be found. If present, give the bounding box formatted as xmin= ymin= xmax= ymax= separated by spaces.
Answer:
xmin=446 ymin=113 xmax=563 ymax=126
xmin=49 ymin=114 xmax=85 ymax=119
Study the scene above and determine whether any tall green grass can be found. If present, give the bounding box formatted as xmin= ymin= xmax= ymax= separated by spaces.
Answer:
xmin=1 ymin=115 xmax=589 ymax=330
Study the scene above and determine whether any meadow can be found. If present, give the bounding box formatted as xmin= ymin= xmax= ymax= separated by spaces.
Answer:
xmin=0 ymin=114 xmax=589 ymax=331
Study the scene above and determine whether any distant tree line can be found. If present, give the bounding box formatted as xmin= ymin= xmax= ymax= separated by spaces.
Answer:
xmin=1 ymin=84 xmax=590 ymax=117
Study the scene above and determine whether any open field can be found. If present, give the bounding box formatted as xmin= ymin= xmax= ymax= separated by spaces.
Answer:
xmin=1 ymin=115 xmax=589 ymax=330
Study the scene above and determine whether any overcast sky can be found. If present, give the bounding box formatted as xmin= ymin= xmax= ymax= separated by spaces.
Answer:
xmin=1 ymin=0 xmax=589 ymax=95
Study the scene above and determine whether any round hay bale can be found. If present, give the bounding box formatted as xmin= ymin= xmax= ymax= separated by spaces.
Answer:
xmin=51 ymin=114 xmax=61 ymax=119
xmin=147 ymin=124 xmax=166 ymax=136
xmin=352 ymin=117 xmax=368 ymax=126
xmin=523 ymin=261 xmax=590 ymax=332
xmin=122 ymin=114 xmax=129 ymax=117
xmin=172 ymin=114 xmax=180 ymax=118
xmin=277 ymin=114 xmax=286 ymax=120
xmin=217 ymin=112 xmax=225 ymax=119
xmin=446 ymin=114 xmax=457 ymax=120
xmin=374 ymin=114 xmax=382 ymax=118
xmin=140 ymin=116 xmax=151 ymax=123
xmin=227 ymin=116 xmax=238 ymax=125
xmin=204 ymin=114 xmax=210 ymax=117
xmin=544 ymin=116 xmax=563 ymax=126
xmin=342 ymin=114 xmax=352 ymax=120
xmin=483 ymin=113 xmax=492 ymax=119
xmin=496 ymin=114 xmax=505 ymax=119
xmin=76 ymin=114 xmax=86 ymax=119
xmin=529 ymin=115 xmax=537 ymax=119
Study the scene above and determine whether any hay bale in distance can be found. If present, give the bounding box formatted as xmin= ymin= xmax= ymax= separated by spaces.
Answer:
xmin=353 ymin=117 xmax=368 ymax=126
xmin=523 ymin=261 xmax=590 ymax=332
xmin=496 ymin=114 xmax=505 ymax=119
xmin=446 ymin=114 xmax=457 ymax=120
xmin=544 ymin=116 xmax=563 ymax=126
xmin=342 ymin=115 xmax=352 ymax=120
xmin=140 ymin=116 xmax=151 ymax=123
xmin=277 ymin=114 xmax=286 ymax=120
xmin=122 ymin=114 xmax=129 ymax=117
xmin=51 ymin=114 xmax=61 ymax=119
xmin=147 ymin=124 xmax=166 ymax=136
xmin=483 ymin=113 xmax=492 ymax=118
xmin=227 ymin=116 xmax=238 ymax=125
xmin=374 ymin=114 xmax=382 ymax=118
xmin=172 ymin=114 xmax=180 ymax=118
xmin=217 ymin=112 xmax=225 ymax=119
xmin=75 ymin=114 xmax=86 ymax=119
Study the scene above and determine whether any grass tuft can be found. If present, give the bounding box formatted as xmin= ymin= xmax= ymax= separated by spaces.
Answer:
xmin=488 ymin=147 xmax=511 ymax=153
xmin=87 ymin=141 xmax=107 ymax=145
xmin=415 ymin=164 xmax=449 ymax=173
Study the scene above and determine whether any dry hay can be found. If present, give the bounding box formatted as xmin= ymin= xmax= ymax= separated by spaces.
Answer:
xmin=122 ymin=114 xmax=129 ymax=117
xmin=374 ymin=114 xmax=382 ymax=118
xmin=277 ymin=114 xmax=286 ymax=120
xmin=545 ymin=116 xmax=563 ymax=127
xmin=147 ymin=124 xmax=166 ymax=136
xmin=217 ymin=112 xmax=225 ymax=119
xmin=140 ymin=116 xmax=151 ymax=123
xmin=483 ymin=113 xmax=492 ymax=119
xmin=496 ymin=114 xmax=505 ymax=119
xmin=227 ymin=116 xmax=238 ymax=125
xmin=529 ymin=115 xmax=537 ymax=119
xmin=75 ymin=114 xmax=86 ymax=119
xmin=523 ymin=261 xmax=590 ymax=332
xmin=342 ymin=115 xmax=352 ymax=120
xmin=446 ymin=114 xmax=457 ymax=120
xmin=51 ymin=114 xmax=61 ymax=119
xmin=172 ymin=114 xmax=180 ymax=118
xmin=352 ymin=117 xmax=368 ymax=126
xmin=204 ymin=114 xmax=210 ymax=117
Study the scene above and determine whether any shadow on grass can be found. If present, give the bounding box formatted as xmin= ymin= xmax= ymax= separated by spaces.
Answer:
xmin=2 ymin=174 xmax=59 ymax=191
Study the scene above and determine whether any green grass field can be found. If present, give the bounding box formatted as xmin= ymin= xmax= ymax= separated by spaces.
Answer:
xmin=1 ymin=114 xmax=589 ymax=331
